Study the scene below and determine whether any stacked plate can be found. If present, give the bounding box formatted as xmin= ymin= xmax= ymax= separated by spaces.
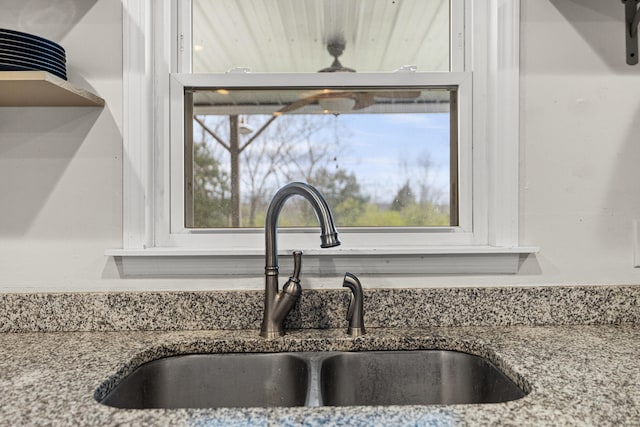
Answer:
xmin=0 ymin=28 xmax=67 ymax=80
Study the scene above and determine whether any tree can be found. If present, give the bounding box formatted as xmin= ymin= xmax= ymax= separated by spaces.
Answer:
xmin=309 ymin=167 xmax=369 ymax=226
xmin=194 ymin=114 xmax=279 ymax=227
xmin=241 ymin=115 xmax=339 ymax=226
xmin=192 ymin=141 xmax=231 ymax=227
xmin=194 ymin=113 xmax=350 ymax=227
xmin=391 ymin=180 xmax=415 ymax=211
xmin=415 ymin=153 xmax=445 ymax=208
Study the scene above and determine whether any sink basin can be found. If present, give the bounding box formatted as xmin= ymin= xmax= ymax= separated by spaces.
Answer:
xmin=98 ymin=350 xmax=526 ymax=409
xmin=100 ymin=353 xmax=308 ymax=409
xmin=320 ymin=350 xmax=526 ymax=406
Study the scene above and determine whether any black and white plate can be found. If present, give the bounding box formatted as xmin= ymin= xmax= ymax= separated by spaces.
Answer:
xmin=0 ymin=28 xmax=65 ymax=58
xmin=0 ymin=39 xmax=65 ymax=63
xmin=0 ymin=49 xmax=66 ymax=75
xmin=0 ymin=29 xmax=67 ymax=80
xmin=0 ymin=58 xmax=66 ymax=80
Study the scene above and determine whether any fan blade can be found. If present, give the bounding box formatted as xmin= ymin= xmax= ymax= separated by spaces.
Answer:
xmin=315 ymin=91 xmax=355 ymax=99
xmin=353 ymin=93 xmax=376 ymax=110
xmin=274 ymin=96 xmax=317 ymax=115
xmin=275 ymin=89 xmax=417 ymax=114
xmin=277 ymin=91 xmax=362 ymax=114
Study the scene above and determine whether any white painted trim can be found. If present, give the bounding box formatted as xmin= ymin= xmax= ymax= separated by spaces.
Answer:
xmin=109 ymin=246 xmax=538 ymax=277
xmin=450 ymin=0 xmax=466 ymax=72
xmin=169 ymin=74 xmax=186 ymax=238
xmin=107 ymin=246 xmax=538 ymax=257
xmin=167 ymin=72 xmax=475 ymax=250
xmin=176 ymin=0 xmax=192 ymax=73
xmin=173 ymin=70 xmax=470 ymax=88
xmin=456 ymin=66 xmax=474 ymax=235
xmin=468 ymin=0 xmax=521 ymax=247
xmin=153 ymin=0 xmax=177 ymax=248
xmin=117 ymin=0 xmax=526 ymax=275
xmin=122 ymin=0 xmax=154 ymax=250
xmin=116 ymin=255 xmax=521 ymax=276
xmin=490 ymin=0 xmax=520 ymax=247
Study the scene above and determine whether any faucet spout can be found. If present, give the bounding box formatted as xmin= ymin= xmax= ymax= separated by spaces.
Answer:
xmin=260 ymin=182 xmax=341 ymax=338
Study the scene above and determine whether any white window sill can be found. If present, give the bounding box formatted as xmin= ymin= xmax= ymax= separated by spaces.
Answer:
xmin=106 ymin=246 xmax=539 ymax=277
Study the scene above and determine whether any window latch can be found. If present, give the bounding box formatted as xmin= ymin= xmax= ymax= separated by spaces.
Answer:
xmin=226 ymin=67 xmax=252 ymax=74
xmin=395 ymin=65 xmax=418 ymax=73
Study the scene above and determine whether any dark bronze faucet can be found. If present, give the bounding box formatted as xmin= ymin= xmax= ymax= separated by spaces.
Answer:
xmin=260 ymin=182 xmax=340 ymax=338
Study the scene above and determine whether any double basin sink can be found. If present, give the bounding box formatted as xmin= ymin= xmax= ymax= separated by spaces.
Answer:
xmin=99 ymin=350 xmax=527 ymax=409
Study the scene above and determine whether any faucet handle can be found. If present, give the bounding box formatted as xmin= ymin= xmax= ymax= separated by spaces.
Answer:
xmin=342 ymin=272 xmax=366 ymax=337
xmin=273 ymin=251 xmax=303 ymax=323
xmin=291 ymin=250 xmax=302 ymax=281
xmin=282 ymin=250 xmax=303 ymax=296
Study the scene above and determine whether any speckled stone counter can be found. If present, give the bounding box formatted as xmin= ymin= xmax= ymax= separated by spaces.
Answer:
xmin=1 ymin=326 xmax=639 ymax=426
xmin=1 ymin=285 xmax=639 ymax=332
xmin=1 ymin=286 xmax=640 ymax=425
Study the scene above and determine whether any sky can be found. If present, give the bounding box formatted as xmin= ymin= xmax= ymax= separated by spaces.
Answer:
xmin=331 ymin=112 xmax=451 ymax=204
xmin=199 ymin=110 xmax=452 ymax=206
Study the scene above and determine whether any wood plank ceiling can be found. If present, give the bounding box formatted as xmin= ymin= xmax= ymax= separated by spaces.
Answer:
xmin=192 ymin=0 xmax=450 ymax=73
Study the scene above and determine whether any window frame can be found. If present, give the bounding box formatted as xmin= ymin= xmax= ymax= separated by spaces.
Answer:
xmin=170 ymin=72 xmax=471 ymax=249
xmin=111 ymin=0 xmax=536 ymax=276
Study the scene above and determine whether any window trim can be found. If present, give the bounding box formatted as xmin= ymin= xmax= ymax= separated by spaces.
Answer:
xmin=111 ymin=0 xmax=537 ymax=276
xmin=167 ymin=72 xmax=473 ymax=250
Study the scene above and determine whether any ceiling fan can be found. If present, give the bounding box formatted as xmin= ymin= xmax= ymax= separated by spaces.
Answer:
xmin=318 ymin=37 xmax=356 ymax=73
xmin=275 ymin=37 xmax=421 ymax=115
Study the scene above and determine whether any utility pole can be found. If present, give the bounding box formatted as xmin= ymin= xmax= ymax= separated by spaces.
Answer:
xmin=195 ymin=114 xmax=279 ymax=227
xmin=229 ymin=115 xmax=241 ymax=227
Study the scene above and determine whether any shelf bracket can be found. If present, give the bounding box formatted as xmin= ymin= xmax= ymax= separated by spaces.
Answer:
xmin=624 ymin=0 xmax=640 ymax=65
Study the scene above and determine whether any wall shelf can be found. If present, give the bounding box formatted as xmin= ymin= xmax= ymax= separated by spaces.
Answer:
xmin=0 ymin=71 xmax=105 ymax=107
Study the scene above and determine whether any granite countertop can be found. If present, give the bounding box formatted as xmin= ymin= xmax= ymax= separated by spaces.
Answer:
xmin=1 ymin=325 xmax=639 ymax=426
xmin=1 ymin=286 xmax=640 ymax=425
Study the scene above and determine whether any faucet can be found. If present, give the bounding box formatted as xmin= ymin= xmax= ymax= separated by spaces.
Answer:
xmin=260 ymin=182 xmax=341 ymax=338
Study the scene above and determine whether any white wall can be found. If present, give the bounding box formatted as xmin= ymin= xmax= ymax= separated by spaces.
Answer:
xmin=518 ymin=0 xmax=640 ymax=285
xmin=0 ymin=0 xmax=639 ymax=292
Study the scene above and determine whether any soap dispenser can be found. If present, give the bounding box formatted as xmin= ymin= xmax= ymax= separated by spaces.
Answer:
xmin=342 ymin=272 xmax=365 ymax=337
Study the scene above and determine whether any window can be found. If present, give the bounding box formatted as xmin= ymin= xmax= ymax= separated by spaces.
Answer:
xmin=183 ymin=82 xmax=462 ymax=228
xmin=184 ymin=0 xmax=460 ymax=232
xmin=114 ymin=0 xmax=534 ymax=276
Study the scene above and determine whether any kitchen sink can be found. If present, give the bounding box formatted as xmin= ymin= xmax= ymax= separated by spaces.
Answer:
xmin=99 ymin=353 xmax=308 ymax=409
xmin=98 ymin=350 xmax=526 ymax=409
xmin=320 ymin=350 xmax=526 ymax=406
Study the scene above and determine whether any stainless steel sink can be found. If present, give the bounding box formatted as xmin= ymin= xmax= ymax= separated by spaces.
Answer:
xmin=98 ymin=350 xmax=526 ymax=409
xmin=320 ymin=350 xmax=526 ymax=406
xmin=99 ymin=353 xmax=308 ymax=409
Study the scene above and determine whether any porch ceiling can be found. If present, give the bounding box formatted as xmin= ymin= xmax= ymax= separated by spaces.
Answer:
xmin=192 ymin=0 xmax=450 ymax=73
